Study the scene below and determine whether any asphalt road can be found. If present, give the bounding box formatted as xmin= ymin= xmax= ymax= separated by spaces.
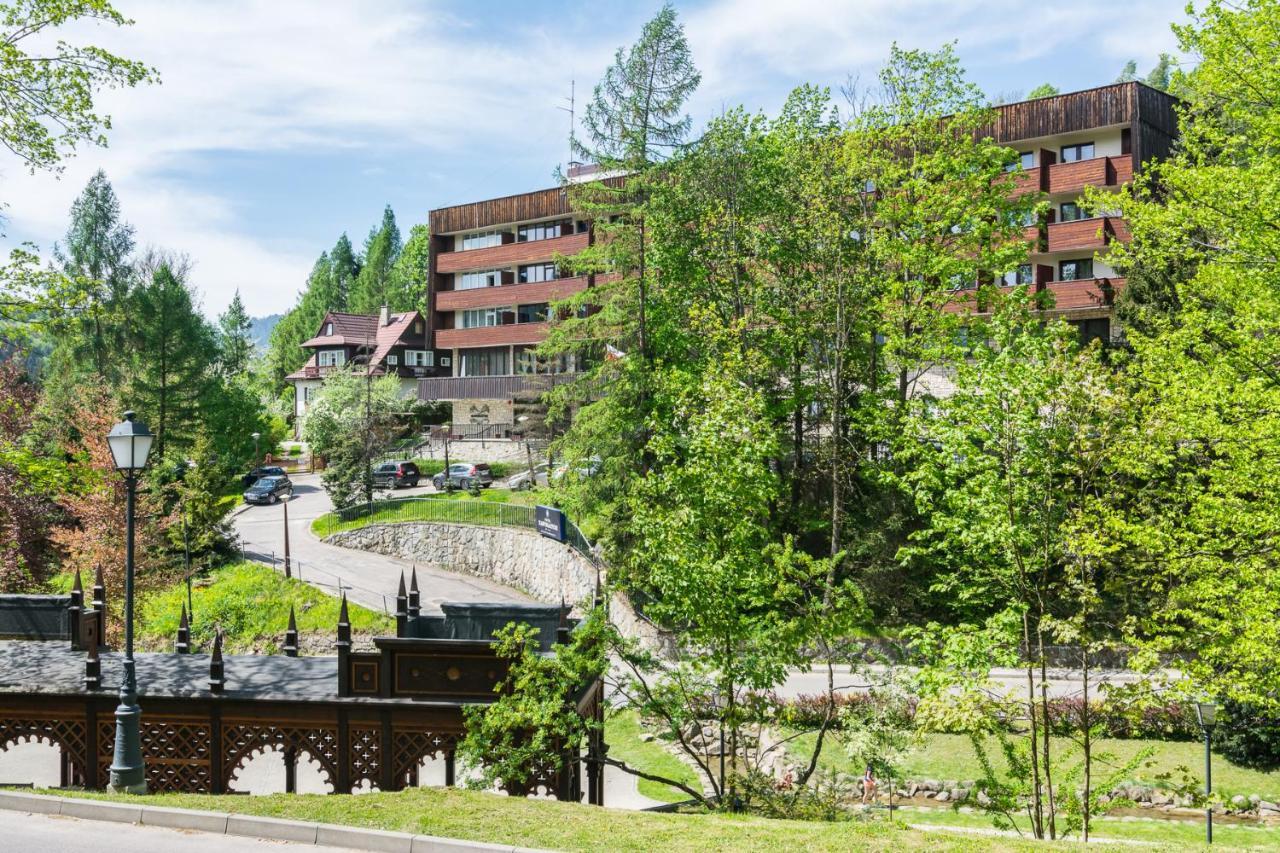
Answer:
xmin=0 ymin=809 xmax=361 ymax=853
xmin=230 ymin=473 xmax=531 ymax=614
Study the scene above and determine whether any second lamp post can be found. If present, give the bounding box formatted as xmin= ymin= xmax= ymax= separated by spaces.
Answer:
xmin=105 ymin=411 xmax=154 ymax=794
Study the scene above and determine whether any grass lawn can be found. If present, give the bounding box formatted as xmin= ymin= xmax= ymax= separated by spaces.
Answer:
xmin=57 ymin=786 xmax=1069 ymax=852
xmin=902 ymin=803 xmax=1280 ymax=850
xmin=787 ymin=730 xmax=1280 ymax=802
xmin=606 ymin=710 xmax=703 ymax=803
xmin=311 ymin=489 xmax=542 ymax=536
xmin=137 ymin=561 xmax=393 ymax=653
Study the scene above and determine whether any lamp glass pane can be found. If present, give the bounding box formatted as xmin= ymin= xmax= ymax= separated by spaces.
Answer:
xmin=1196 ymin=702 xmax=1218 ymax=727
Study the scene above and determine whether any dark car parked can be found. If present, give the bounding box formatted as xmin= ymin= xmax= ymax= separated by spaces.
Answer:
xmin=432 ymin=462 xmax=494 ymax=490
xmin=243 ymin=474 xmax=293 ymax=505
xmin=373 ymin=460 xmax=421 ymax=489
xmin=241 ymin=465 xmax=287 ymax=488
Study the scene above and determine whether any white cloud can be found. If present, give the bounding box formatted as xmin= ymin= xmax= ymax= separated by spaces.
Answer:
xmin=0 ymin=0 xmax=1191 ymax=318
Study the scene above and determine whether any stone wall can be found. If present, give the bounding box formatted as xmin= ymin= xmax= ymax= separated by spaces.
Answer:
xmin=415 ymin=439 xmax=536 ymax=466
xmin=325 ymin=522 xmax=674 ymax=657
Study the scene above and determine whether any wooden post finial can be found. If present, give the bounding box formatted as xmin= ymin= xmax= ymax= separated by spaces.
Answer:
xmin=408 ymin=566 xmax=420 ymax=618
xmin=209 ymin=631 xmax=225 ymax=693
xmin=284 ymin=605 xmax=299 ymax=658
xmin=176 ymin=605 xmax=191 ymax=654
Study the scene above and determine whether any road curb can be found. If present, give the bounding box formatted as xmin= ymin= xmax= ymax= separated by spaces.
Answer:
xmin=0 ymin=791 xmax=546 ymax=852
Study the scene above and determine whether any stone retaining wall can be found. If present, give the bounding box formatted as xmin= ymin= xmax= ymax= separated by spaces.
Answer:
xmin=325 ymin=522 xmax=674 ymax=657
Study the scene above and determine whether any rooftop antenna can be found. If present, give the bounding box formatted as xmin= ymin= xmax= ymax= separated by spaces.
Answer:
xmin=558 ymin=78 xmax=577 ymax=166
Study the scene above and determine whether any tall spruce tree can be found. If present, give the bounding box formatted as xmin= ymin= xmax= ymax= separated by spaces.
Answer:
xmin=125 ymin=263 xmax=218 ymax=460
xmin=348 ymin=206 xmax=401 ymax=314
xmin=387 ymin=223 xmax=430 ymax=314
xmin=217 ymin=290 xmax=254 ymax=377
xmin=52 ymin=170 xmax=136 ymax=381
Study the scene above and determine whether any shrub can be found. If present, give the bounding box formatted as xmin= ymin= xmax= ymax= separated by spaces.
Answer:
xmin=1214 ymin=699 xmax=1280 ymax=771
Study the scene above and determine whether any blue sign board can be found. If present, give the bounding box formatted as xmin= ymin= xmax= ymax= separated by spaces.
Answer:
xmin=535 ymin=505 xmax=567 ymax=542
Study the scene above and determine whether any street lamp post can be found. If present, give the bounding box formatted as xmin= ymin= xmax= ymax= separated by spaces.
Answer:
xmin=1196 ymin=700 xmax=1218 ymax=844
xmin=281 ymin=493 xmax=292 ymax=579
xmin=105 ymin=411 xmax=154 ymax=794
xmin=251 ymin=431 xmax=261 ymax=467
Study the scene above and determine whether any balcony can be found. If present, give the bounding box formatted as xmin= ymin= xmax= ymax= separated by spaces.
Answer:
xmin=435 ymin=276 xmax=589 ymax=311
xmin=435 ymin=321 xmax=551 ymax=349
xmin=435 ymin=232 xmax=589 ymax=274
xmin=1043 ymin=277 xmax=1126 ymax=311
xmin=1045 ymin=216 xmax=1128 ymax=253
xmin=1046 ymin=156 xmax=1133 ymax=194
xmin=942 ymin=277 xmax=1125 ymax=314
xmin=418 ymin=372 xmax=577 ymax=402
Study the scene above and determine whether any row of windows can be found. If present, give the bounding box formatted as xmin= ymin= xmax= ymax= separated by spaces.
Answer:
xmin=457 ymin=346 xmax=573 ymax=377
xmin=1004 ymin=259 xmax=1095 ymax=284
xmin=317 ymin=348 xmax=433 ymax=368
xmin=459 ymin=304 xmax=550 ymax=328
xmin=459 ymin=220 xmax=588 ymax=251
xmin=1006 ymin=142 xmax=1097 ymax=171
xmin=456 ymin=264 xmax=563 ymax=290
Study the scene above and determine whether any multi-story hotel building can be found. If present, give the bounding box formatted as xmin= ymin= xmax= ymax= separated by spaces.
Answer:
xmin=421 ymin=168 xmax=616 ymax=428
xmin=416 ymin=82 xmax=1178 ymax=427
xmin=972 ymin=81 xmax=1178 ymax=341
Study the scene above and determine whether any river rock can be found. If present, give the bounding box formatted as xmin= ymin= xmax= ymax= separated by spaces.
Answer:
xmin=935 ymin=790 xmax=951 ymax=803
xmin=976 ymin=790 xmax=992 ymax=808
xmin=1231 ymin=794 xmax=1248 ymax=809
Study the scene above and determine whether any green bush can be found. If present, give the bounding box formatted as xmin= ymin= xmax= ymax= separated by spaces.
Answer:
xmin=1215 ymin=699 xmax=1280 ymax=771
xmin=138 ymin=561 xmax=392 ymax=653
xmin=415 ymin=461 xmax=516 ymax=479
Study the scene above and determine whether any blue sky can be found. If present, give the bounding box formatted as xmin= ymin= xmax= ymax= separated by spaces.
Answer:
xmin=0 ymin=0 xmax=1190 ymax=318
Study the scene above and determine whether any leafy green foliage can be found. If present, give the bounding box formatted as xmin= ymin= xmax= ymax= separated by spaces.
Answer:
xmin=0 ymin=1 xmax=157 ymax=174
xmin=302 ymin=367 xmax=404 ymax=510
xmin=138 ymin=561 xmax=391 ymax=653
xmin=458 ymin=609 xmax=609 ymax=793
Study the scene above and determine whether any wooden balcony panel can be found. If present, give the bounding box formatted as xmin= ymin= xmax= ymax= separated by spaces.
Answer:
xmin=435 ymin=276 xmax=589 ymax=311
xmin=417 ymin=373 xmax=576 ymax=402
xmin=1111 ymin=156 xmax=1134 ymax=185
xmin=1046 ymin=217 xmax=1113 ymax=253
xmin=1047 ymin=158 xmax=1107 ymax=194
xmin=1043 ymin=277 xmax=1126 ymax=311
xmin=435 ymin=322 xmax=551 ymax=348
xmin=1010 ymin=168 xmax=1042 ymax=195
xmin=435 ymin=232 xmax=589 ymax=274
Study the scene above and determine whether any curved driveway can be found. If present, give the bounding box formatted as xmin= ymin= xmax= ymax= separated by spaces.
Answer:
xmin=230 ymin=473 xmax=531 ymax=614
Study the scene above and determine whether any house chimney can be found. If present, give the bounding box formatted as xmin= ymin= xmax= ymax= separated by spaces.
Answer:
xmin=379 ymin=305 xmax=390 ymax=327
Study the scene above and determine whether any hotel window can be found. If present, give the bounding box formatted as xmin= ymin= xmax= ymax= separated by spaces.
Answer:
xmin=518 ymin=303 xmax=549 ymax=324
xmin=1072 ymin=318 xmax=1111 ymax=346
xmin=317 ymin=349 xmax=345 ymax=367
xmin=405 ymin=350 xmax=433 ymax=367
xmin=461 ymin=230 xmax=504 ymax=250
xmin=1059 ymin=258 xmax=1094 ymax=281
xmin=458 ymin=347 xmax=509 ymax=377
xmin=515 ymin=346 xmax=570 ymax=375
xmin=1060 ymin=142 xmax=1095 ymax=163
xmin=517 ymin=219 xmax=571 ymax=242
xmin=1006 ymin=151 xmax=1034 ymax=171
xmin=1016 ymin=264 xmax=1034 ymax=285
xmin=519 ymin=263 xmax=558 ymax=283
xmin=1060 ymin=202 xmax=1084 ymax=222
xmin=459 ymin=269 xmax=503 ymax=290
xmin=461 ymin=308 xmax=506 ymax=328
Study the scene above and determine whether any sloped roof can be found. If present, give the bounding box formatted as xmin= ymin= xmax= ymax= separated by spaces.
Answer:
xmin=290 ymin=309 xmax=424 ymax=381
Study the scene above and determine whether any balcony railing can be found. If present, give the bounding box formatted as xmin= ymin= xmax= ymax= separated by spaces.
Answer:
xmin=435 ymin=322 xmax=551 ymax=348
xmin=435 ymin=276 xmax=589 ymax=311
xmin=943 ymin=277 xmax=1126 ymax=314
xmin=435 ymin=232 xmax=589 ymax=274
xmin=417 ymin=372 xmax=578 ymax=401
xmin=1008 ymin=155 xmax=1134 ymax=197
xmin=1045 ymin=216 xmax=1128 ymax=253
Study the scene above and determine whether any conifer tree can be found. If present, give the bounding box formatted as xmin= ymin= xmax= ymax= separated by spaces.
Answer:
xmin=217 ymin=290 xmax=254 ymax=377
xmin=387 ymin=223 xmax=430 ymax=314
xmin=348 ymin=206 xmax=401 ymax=314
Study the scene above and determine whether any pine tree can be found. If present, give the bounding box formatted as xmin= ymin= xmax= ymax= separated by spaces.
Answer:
xmin=51 ymin=169 xmax=136 ymax=381
xmin=1145 ymin=53 xmax=1174 ymax=91
xmin=217 ymin=290 xmax=254 ymax=377
xmin=1115 ymin=60 xmax=1138 ymax=82
xmin=348 ymin=206 xmax=401 ymax=314
xmin=125 ymin=263 xmax=218 ymax=460
xmin=328 ymin=233 xmax=360 ymax=309
xmin=387 ymin=223 xmax=430 ymax=314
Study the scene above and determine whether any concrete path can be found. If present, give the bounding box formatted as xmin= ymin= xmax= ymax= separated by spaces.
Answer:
xmin=230 ymin=474 xmax=531 ymax=614
xmin=0 ymin=808 xmax=362 ymax=853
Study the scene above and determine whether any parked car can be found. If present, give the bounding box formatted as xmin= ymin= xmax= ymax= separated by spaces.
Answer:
xmin=243 ymin=474 xmax=293 ymax=505
xmin=432 ymin=462 xmax=494 ymax=490
xmin=507 ymin=463 xmax=551 ymax=491
xmin=373 ymin=460 xmax=421 ymax=489
xmin=551 ymin=456 xmax=603 ymax=483
xmin=241 ymin=465 xmax=286 ymax=488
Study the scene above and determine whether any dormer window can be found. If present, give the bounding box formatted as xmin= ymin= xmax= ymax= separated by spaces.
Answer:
xmin=414 ymin=321 xmax=423 ymax=334
xmin=325 ymin=322 xmax=333 ymax=336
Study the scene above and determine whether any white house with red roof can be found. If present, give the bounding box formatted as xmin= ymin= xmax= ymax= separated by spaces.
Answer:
xmin=285 ymin=306 xmax=438 ymax=430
